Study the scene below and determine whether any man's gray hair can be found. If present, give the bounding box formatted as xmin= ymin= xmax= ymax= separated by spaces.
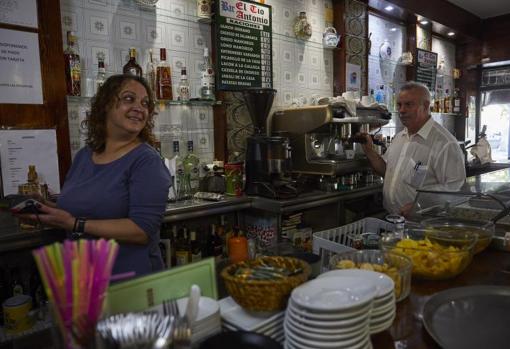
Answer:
xmin=400 ymin=81 xmax=431 ymax=105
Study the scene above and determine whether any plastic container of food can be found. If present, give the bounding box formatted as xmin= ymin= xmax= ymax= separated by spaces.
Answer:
xmin=421 ymin=217 xmax=494 ymax=254
xmin=380 ymin=228 xmax=477 ymax=280
xmin=328 ymin=249 xmax=412 ymax=302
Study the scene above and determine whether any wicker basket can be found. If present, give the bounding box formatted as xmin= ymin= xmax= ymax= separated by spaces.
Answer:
xmin=221 ymin=256 xmax=311 ymax=312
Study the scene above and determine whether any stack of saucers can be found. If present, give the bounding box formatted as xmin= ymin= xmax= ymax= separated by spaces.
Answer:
xmin=318 ymin=269 xmax=396 ymax=334
xmin=219 ymin=297 xmax=285 ymax=343
xmin=285 ymin=276 xmax=377 ymax=349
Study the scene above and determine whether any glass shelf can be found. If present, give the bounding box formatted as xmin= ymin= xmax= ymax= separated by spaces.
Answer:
xmin=66 ymin=95 xmax=221 ymax=106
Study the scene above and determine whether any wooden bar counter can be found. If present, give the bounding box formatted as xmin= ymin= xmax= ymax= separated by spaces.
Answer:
xmin=371 ymin=249 xmax=510 ymax=348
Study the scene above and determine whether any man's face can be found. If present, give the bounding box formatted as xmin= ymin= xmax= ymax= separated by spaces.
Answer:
xmin=397 ymin=89 xmax=430 ymax=134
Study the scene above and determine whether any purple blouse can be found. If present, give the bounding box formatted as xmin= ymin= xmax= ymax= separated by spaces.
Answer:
xmin=57 ymin=143 xmax=171 ymax=277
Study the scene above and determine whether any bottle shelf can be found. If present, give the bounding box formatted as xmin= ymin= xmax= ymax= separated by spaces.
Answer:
xmin=66 ymin=95 xmax=221 ymax=107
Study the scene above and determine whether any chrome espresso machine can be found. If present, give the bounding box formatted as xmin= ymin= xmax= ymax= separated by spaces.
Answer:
xmin=271 ymin=104 xmax=390 ymax=178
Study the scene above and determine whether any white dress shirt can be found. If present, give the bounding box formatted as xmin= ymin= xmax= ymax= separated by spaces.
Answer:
xmin=382 ymin=117 xmax=466 ymax=214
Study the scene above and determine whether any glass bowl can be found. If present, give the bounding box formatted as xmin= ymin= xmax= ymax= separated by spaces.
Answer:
xmin=328 ymin=249 xmax=412 ymax=302
xmin=421 ymin=217 xmax=494 ymax=254
xmin=380 ymin=228 xmax=477 ymax=280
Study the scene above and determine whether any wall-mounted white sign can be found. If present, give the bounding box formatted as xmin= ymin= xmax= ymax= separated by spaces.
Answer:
xmin=0 ymin=0 xmax=38 ymax=28
xmin=0 ymin=129 xmax=61 ymax=196
xmin=0 ymin=28 xmax=43 ymax=104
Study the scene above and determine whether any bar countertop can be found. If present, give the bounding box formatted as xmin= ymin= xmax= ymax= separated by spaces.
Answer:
xmin=371 ymin=249 xmax=510 ymax=348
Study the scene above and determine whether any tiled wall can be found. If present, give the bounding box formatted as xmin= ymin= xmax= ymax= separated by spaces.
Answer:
xmin=344 ymin=0 xmax=367 ymax=94
xmin=62 ymin=0 xmax=335 ymax=163
xmin=367 ymin=13 xmax=406 ymax=107
xmin=432 ymin=36 xmax=455 ymax=97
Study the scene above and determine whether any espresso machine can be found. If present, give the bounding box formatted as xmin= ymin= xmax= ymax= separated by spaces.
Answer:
xmin=242 ymin=88 xmax=297 ymax=198
xmin=271 ymin=104 xmax=390 ymax=176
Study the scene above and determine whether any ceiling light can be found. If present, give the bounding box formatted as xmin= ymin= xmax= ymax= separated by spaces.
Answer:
xmin=384 ymin=5 xmax=394 ymax=11
xmin=390 ymin=27 xmax=397 ymax=32
xmin=447 ymin=31 xmax=455 ymax=36
xmin=420 ymin=20 xmax=429 ymax=25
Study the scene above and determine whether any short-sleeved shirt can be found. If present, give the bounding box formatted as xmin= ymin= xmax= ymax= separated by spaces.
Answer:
xmin=382 ymin=117 xmax=466 ymax=214
xmin=57 ymin=143 xmax=171 ymax=276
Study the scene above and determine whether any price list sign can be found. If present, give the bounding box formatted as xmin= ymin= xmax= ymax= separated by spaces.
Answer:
xmin=415 ymin=48 xmax=438 ymax=92
xmin=215 ymin=0 xmax=272 ymax=90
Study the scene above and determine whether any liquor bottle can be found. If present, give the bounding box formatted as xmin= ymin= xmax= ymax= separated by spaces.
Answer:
xmin=207 ymin=224 xmax=223 ymax=262
xmin=200 ymin=47 xmax=215 ymax=100
xmin=123 ymin=48 xmax=143 ymax=77
xmin=175 ymin=228 xmax=190 ymax=266
xmin=170 ymin=226 xmax=178 ymax=266
xmin=171 ymin=141 xmax=186 ymax=201
xmin=189 ymin=230 xmax=202 ymax=263
xmin=156 ymin=48 xmax=173 ymax=100
xmin=95 ymin=59 xmax=106 ymax=93
xmin=178 ymin=67 xmax=190 ymax=101
xmin=183 ymin=141 xmax=200 ymax=196
xmin=375 ymin=85 xmax=385 ymax=104
xmin=443 ymin=89 xmax=451 ymax=113
xmin=64 ymin=31 xmax=81 ymax=96
xmin=146 ymin=49 xmax=157 ymax=94
xmin=453 ymin=88 xmax=461 ymax=114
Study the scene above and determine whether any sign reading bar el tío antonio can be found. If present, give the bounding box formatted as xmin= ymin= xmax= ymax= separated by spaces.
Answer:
xmin=214 ymin=0 xmax=273 ymax=90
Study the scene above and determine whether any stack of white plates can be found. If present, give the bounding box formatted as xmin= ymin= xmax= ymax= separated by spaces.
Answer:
xmin=285 ymin=276 xmax=377 ymax=349
xmin=174 ymin=296 xmax=222 ymax=343
xmin=219 ymin=297 xmax=285 ymax=343
xmin=318 ymin=269 xmax=396 ymax=334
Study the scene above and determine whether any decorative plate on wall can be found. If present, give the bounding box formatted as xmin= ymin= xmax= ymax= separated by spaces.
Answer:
xmin=379 ymin=39 xmax=392 ymax=60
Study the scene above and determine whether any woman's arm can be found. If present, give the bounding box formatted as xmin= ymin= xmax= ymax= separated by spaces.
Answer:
xmin=15 ymin=204 xmax=148 ymax=244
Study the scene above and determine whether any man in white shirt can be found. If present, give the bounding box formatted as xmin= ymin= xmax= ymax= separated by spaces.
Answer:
xmin=361 ymin=81 xmax=466 ymax=215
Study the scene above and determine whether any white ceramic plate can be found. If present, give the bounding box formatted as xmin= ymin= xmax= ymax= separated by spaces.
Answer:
xmin=291 ymin=276 xmax=377 ymax=312
xmin=285 ymin=309 xmax=368 ymax=335
xmin=370 ymin=310 xmax=395 ymax=327
xmin=176 ymin=296 xmax=219 ymax=323
xmin=219 ymin=296 xmax=284 ymax=331
xmin=285 ymin=316 xmax=369 ymax=342
xmin=285 ymin=322 xmax=370 ymax=349
xmin=374 ymin=291 xmax=395 ymax=306
xmin=288 ymin=297 xmax=372 ymax=321
xmin=286 ymin=305 xmax=370 ymax=329
xmin=318 ymin=269 xmax=394 ymax=298
xmin=371 ymin=301 xmax=395 ymax=318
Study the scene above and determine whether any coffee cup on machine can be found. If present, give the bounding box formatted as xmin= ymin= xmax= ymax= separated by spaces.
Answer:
xmin=361 ymin=95 xmax=373 ymax=107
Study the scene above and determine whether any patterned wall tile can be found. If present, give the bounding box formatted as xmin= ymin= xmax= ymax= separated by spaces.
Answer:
xmin=83 ymin=10 xmax=112 ymax=40
xmin=168 ymin=24 xmax=189 ymax=53
xmin=168 ymin=50 xmax=189 ymax=77
xmin=143 ymin=21 xmax=164 ymax=45
xmin=116 ymin=16 xmax=140 ymax=42
xmin=61 ymin=6 xmax=84 ymax=35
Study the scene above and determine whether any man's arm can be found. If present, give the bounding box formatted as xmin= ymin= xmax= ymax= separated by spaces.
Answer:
xmin=360 ymin=134 xmax=386 ymax=177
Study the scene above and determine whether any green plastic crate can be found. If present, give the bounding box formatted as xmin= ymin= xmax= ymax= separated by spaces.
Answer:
xmin=105 ymin=257 xmax=217 ymax=315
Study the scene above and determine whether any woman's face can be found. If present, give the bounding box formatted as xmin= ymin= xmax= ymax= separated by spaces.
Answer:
xmin=106 ymin=79 xmax=150 ymax=139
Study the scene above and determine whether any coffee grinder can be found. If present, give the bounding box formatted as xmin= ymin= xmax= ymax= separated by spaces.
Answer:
xmin=242 ymin=88 xmax=297 ymax=198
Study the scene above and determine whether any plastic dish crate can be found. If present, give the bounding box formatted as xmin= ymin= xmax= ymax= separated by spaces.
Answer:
xmin=313 ymin=217 xmax=395 ymax=272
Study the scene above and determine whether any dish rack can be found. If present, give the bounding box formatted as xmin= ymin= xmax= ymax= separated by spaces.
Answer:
xmin=312 ymin=217 xmax=395 ymax=272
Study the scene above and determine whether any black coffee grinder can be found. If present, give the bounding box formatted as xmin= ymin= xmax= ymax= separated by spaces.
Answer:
xmin=243 ymin=88 xmax=297 ymax=199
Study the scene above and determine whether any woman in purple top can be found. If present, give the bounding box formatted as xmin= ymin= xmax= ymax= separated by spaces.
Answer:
xmin=17 ymin=75 xmax=171 ymax=277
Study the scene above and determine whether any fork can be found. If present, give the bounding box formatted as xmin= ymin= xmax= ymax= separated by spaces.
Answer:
xmin=162 ymin=299 xmax=179 ymax=318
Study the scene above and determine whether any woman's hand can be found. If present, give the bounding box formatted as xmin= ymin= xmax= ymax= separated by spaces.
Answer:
xmin=14 ymin=203 xmax=75 ymax=231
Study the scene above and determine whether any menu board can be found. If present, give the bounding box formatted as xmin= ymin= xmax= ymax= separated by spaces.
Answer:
xmin=215 ymin=0 xmax=272 ymax=90
xmin=415 ymin=48 xmax=438 ymax=92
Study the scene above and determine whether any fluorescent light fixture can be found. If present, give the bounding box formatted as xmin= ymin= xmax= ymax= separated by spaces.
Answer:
xmin=420 ymin=20 xmax=429 ymax=25
xmin=390 ymin=27 xmax=397 ymax=32
xmin=384 ymin=5 xmax=394 ymax=11
xmin=447 ymin=31 xmax=455 ymax=36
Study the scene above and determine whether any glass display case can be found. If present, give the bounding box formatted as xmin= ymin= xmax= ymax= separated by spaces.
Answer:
xmin=406 ymin=170 xmax=510 ymax=251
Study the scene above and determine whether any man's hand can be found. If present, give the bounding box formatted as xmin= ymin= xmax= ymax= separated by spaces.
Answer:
xmin=399 ymin=202 xmax=414 ymax=218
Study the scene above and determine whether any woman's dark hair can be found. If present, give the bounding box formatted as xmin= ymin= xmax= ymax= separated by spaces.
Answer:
xmin=83 ymin=74 xmax=156 ymax=152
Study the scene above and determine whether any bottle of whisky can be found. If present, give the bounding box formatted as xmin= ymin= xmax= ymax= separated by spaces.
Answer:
xmin=178 ymin=67 xmax=190 ymax=101
xmin=189 ymin=230 xmax=202 ymax=263
xmin=443 ymin=89 xmax=451 ymax=113
xmin=123 ymin=48 xmax=143 ymax=77
xmin=200 ymin=47 xmax=215 ymax=100
xmin=207 ymin=224 xmax=223 ymax=262
xmin=175 ymin=227 xmax=190 ymax=266
xmin=146 ymin=48 xmax=157 ymax=94
xmin=171 ymin=141 xmax=186 ymax=201
xmin=64 ymin=31 xmax=81 ymax=96
xmin=156 ymin=48 xmax=173 ymax=100
xmin=95 ymin=58 xmax=106 ymax=93
xmin=453 ymin=88 xmax=461 ymax=114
